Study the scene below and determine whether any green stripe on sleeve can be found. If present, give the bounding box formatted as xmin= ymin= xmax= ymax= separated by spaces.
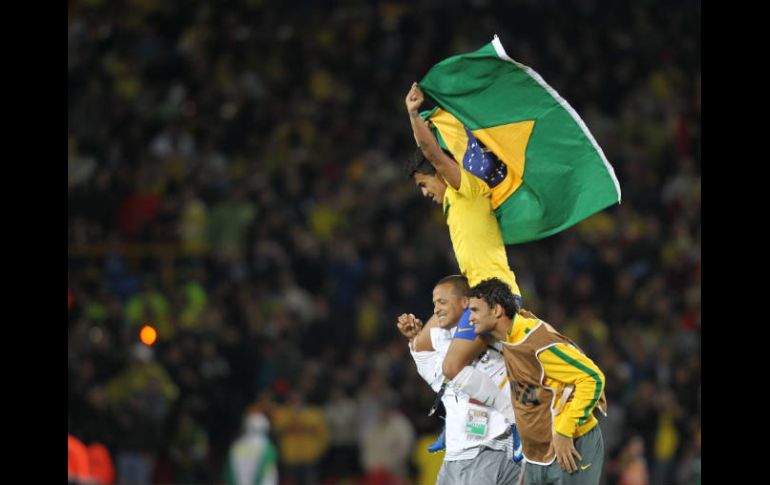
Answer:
xmin=547 ymin=345 xmax=603 ymax=425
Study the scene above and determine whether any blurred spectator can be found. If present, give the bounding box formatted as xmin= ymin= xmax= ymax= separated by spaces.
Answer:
xmin=651 ymin=389 xmax=682 ymax=485
xmin=169 ymin=411 xmax=210 ymax=484
xmin=356 ymin=370 xmax=398 ymax=445
xmin=624 ymin=380 xmax=658 ymax=465
xmin=322 ymin=386 xmax=360 ymax=481
xmin=68 ymin=434 xmax=92 ymax=485
xmin=206 ymin=187 xmax=257 ymax=255
xmin=562 ymin=304 xmax=609 ymax=358
xmin=177 ymin=276 xmax=209 ymax=331
xmin=356 ymin=284 xmax=388 ymax=344
xmin=674 ymin=422 xmax=700 ymax=485
xmin=178 ymin=187 xmax=208 ymax=252
xmin=224 ymin=411 xmax=278 ymax=485
xmin=117 ymin=173 xmax=162 ymax=241
xmin=276 ymin=269 xmax=316 ymax=327
xmin=87 ymin=442 xmax=116 ymax=485
xmin=124 ymin=279 xmax=173 ymax=342
xmin=271 ymin=391 xmax=330 ymax=485
xmin=616 ymin=436 xmax=650 ymax=485
xmin=107 ymin=344 xmax=178 ymax=485
xmin=360 ymin=397 xmax=416 ymax=483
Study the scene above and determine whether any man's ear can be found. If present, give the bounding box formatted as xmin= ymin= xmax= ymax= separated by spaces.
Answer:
xmin=461 ymin=296 xmax=469 ymax=308
xmin=493 ymin=303 xmax=504 ymax=319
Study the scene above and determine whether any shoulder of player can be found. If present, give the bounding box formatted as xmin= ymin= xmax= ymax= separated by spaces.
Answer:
xmin=447 ymin=166 xmax=486 ymax=197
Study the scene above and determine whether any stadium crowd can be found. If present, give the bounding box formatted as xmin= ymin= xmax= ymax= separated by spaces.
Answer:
xmin=68 ymin=1 xmax=700 ymax=484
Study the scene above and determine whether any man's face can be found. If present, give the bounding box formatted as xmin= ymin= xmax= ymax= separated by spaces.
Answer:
xmin=468 ymin=297 xmax=496 ymax=334
xmin=413 ymin=173 xmax=447 ymax=205
xmin=432 ymin=283 xmax=468 ymax=329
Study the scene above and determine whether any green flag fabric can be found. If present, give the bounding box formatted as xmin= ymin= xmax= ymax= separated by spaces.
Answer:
xmin=419 ymin=35 xmax=621 ymax=244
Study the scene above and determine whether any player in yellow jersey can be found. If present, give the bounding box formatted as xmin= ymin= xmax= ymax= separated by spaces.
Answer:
xmin=405 ymin=82 xmax=523 ymax=378
xmin=468 ymin=277 xmax=607 ymax=485
xmin=405 ymin=83 xmax=525 ymax=457
xmin=406 ymin=83 xmax=522 ymax=302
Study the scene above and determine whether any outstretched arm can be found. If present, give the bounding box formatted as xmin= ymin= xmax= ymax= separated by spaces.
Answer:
xmin=405 ymin=83 xmax=461 ymax=189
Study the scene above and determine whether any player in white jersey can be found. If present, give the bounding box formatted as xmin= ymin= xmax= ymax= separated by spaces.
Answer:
xmin=398 ymin=275 xmax=522 ymax=485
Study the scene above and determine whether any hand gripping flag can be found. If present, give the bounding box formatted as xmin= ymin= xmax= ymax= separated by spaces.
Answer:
xmin=419 ymin=35 xmax=621 ymax=244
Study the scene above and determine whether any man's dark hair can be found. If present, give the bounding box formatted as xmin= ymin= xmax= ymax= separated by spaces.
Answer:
xmin=435 ymin=274 xmax=470 ymax=297
xmin=406 ymin=148 xmax=436 ymax=179
xmin=469 ymin=278 xmax=518 ymax=318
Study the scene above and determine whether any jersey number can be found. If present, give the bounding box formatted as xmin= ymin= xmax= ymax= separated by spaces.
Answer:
xmin=511 ymin=381 xmax=540 ymax=405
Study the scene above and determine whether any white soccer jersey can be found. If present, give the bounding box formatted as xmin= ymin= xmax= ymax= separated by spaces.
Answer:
xmin=410 ymin=327 xmax=512 ymax=461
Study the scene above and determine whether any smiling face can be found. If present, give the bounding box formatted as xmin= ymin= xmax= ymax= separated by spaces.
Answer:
xmin=432 ymin=282 xmax=468 ymax=329
xmin=413 ymin=173 xmax=447 ymax=205
xmin=468 ymin=296 xmax=498 ymax=335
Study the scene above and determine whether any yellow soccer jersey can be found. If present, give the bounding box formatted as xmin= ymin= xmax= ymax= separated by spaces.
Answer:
xmin=506 ymin=312 xmax=606 ymax=440
xmin=539 ymin=343 xmax=605 ymax=438
xmin=443 ymin=167 xmax=521 ymax=296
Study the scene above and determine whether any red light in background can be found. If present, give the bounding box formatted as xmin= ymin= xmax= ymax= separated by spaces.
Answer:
xmin=140 ymin=325 xmax=158 ymax=346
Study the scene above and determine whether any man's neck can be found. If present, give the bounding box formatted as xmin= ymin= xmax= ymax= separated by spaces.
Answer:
xmin=491 ymin=317 xmax=514 ymax=342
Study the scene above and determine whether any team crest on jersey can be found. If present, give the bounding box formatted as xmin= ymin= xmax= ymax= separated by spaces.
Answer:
xmin=479 ymin=351 xmax=491 ymax=364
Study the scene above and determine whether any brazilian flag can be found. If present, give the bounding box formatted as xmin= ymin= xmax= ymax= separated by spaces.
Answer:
xmin=419 ymin=35 xmax=621 ymax=245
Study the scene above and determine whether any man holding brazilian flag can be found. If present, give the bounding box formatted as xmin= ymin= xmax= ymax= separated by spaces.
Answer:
xmin=415 ymin=35 xmax=621 ymax=245
xmin=404 ymin=35 xmax=617 ymax=484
